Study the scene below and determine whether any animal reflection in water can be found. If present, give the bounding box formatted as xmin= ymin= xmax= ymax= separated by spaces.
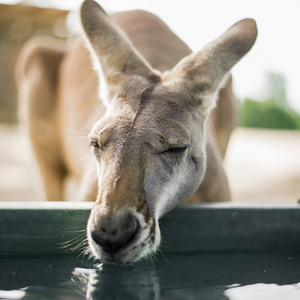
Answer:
xmin=69 ymin=266 xmax=160 ymax=300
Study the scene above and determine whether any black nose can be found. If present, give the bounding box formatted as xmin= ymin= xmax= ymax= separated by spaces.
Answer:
xmin=91 ymin=213 xmax=139 ymax=253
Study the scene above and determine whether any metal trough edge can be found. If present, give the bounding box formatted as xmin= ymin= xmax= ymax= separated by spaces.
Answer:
xmin=0 ymin=202 xmax=300 ymax=255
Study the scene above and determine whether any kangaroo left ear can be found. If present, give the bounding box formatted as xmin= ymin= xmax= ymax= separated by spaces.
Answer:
xmin=164 ymin=18 xmax=258 ymax=112
xmin=80 ymin=0 xmax=158 ymax=105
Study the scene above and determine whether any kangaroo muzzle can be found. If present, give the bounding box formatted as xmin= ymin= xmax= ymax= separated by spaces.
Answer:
xmin=88 ymin=200 xmax=160 ymax=265
xmin=90 ymin=211 xmax=139 ymax=254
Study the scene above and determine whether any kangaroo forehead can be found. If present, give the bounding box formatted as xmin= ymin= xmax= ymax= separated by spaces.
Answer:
xmin=90 ymin=113 xmax=191 ymax=147
xmin=90 ymin=84 xmax=192 ymax=145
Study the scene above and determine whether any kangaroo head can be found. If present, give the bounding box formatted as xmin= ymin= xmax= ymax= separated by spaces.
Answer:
xmin=81 ymin=0 xmax=257 ymax=264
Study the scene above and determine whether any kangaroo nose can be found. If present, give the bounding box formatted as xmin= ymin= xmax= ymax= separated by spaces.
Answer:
xmin=91 ymin=213 xmax=138 ymax=253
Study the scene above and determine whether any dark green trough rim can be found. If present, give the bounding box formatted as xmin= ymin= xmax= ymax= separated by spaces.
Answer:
xmin=0 ymin=202 xmax=300 ymax=255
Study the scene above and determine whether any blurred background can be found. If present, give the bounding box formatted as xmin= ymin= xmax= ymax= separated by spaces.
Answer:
xmin=0 ymin=0 xmax=299 ymax=203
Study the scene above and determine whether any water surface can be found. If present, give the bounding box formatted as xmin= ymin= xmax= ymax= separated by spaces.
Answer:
xmin=1 ymin=250 xmax=299 ymax=299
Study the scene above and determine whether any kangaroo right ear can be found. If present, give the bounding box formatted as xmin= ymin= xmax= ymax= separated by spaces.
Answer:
xmin=164 ymin=18 xmax=258 ymax=113
xmin=80 ymin=0 xmax=158 ymax=105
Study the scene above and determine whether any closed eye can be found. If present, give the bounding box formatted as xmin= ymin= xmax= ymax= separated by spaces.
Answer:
xmin=161 ymin=146 xmax=187 ymax=154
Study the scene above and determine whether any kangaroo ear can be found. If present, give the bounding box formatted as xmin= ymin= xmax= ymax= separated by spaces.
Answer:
xmin=164 ymin=18 xmax=258 ymax=112
xmin=80 ymin=0 xmax=158 ymax=104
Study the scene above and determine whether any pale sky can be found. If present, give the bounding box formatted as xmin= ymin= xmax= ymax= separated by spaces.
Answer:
xmin=3 ymin=0 xmax=300 ymax=112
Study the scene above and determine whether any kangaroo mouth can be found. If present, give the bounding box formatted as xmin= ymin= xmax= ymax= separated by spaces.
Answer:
xmin=87 ymin=213 xmax=159 ymax=265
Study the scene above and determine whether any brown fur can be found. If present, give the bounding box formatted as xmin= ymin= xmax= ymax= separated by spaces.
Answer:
xmin=16 ymin=0 xmax=257 ymax=264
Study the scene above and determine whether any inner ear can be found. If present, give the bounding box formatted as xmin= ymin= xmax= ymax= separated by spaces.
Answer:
xmin=164 ymin=18 xmax=258 ymax=111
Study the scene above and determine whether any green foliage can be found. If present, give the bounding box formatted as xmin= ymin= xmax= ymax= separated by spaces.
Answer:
xmin=240 ymin=72 xmax=300 ymax=130
xmin=241 ymin=99 xmax=300 ymax=129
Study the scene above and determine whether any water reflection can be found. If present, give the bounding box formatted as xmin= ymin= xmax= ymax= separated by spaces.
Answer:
xmin=224 ymin=282 xmax=300 ymax=300
xmin=1 ymin=251 xmax=300 ymax=299
xmin=71 ymin=264 xmax=160 ymax=300
xmin=68 ymin=251 xmax=300 ymax=300
xmin=68 ymin=261 xmax=227 ymax=300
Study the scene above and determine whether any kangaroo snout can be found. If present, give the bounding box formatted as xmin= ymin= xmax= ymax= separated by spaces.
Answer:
xmin=88 ymin=201 xmax=160 ymax=264
xmin=90 ymin=212 xmax=139 ymax=254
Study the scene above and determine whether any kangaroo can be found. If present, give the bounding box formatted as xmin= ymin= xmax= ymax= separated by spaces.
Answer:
xmin=16 ymin=0 xmax=257 ymax=264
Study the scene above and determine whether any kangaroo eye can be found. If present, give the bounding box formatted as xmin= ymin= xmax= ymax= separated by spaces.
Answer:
xmin=163 ymin=146 xmax=187 ymax=154
xmin=90 ymin=141 xmax=100 ymax=148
